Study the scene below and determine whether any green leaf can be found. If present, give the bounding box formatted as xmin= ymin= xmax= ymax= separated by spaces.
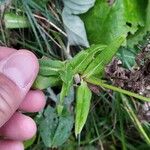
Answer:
xmin=39 ymin=106 xmax=74 ymax=148
xmin=123 ymin=0 xmax=145 ymax=34
xmin=62 ymin=10 xmax=89 ymax=47
xmin=146 ymin=0 xmax=150 ymax=29
xmin=70 ymin=44 xmax=107 ymax=74
xmin=4 ymin=13 xmax=30 ymax=29
xmin=57 ymin=63 xmax=73 ymax=114
xmin=33 ymin=75 xmax=61 ymax=90
xmin=62 ymin=0 xmax=96 ymax=46
xmin=118 ymin=0 xmax=150 ymax=68
xmin=117 ymin=47 xmax=136 ymax=69
xmin=24 ymin=136 xmax=36 ymax=149
xmin=52 ymin=115 xmax=74 ymax=147
xmin=59 ymin=62 xmax=73 ymax=84
xmin=81 ymin=0 xmax=146 ymax=45
xmin=39 ymin=59 xmax=64 ymax=68
xmin=75 ymin=80 xmax=92 ymax=136
xmin=63 ymin=0 xmax=96 ymax=15
xmin=63 ymin=86 xmax=75 ymax=107
xmin=83 ymin=36 xmax=125 ymax=78
xmin=33 ymin=59 xmax=65 ymax=90
xmin=57 ymin=86 xmax=75 ymax=108
xmin=127 ymin=0 xmax=150 ymax=48
xmin=39 ymin=59 xmax=65 ymax=76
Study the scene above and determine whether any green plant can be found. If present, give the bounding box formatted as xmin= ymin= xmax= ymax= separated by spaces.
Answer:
xmin=1 ymin=0 xmax=150 ymax=149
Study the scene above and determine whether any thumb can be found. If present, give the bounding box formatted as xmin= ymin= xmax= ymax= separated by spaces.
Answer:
xmin=0 ymin=50 xmax=39 ymax=127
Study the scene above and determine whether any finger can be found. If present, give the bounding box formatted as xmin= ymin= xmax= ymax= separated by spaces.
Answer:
xmin=0 ymin=112 xmax=36 ymax=141
xmin=0 ymin=47 xmax=45 ymax=112
xmin=0 ymin=140 xmax=24 ymax=150
xmin=19 ymin=90 xmax=46 ymax=112
xmin=0 ymin=50 xmax=39 ymax=127
xmin=0 ymin=50 xmax=39 ymax=95
xmin=0 ymin=47 xmax=16 ymax=60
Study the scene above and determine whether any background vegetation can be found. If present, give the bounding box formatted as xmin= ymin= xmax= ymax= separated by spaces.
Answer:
xmin=0 ymin=0 xmax=150 ymax=149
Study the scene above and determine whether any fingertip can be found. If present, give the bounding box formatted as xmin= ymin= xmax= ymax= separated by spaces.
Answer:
xmin=0 ymin=112 xmax=37 ymax=141
xmin=21 ymin=115 xmax=37 ymax=140
xmin=1 ymin=50 xmax=39 ymax=93
xmin=0 ymin=140 xmax=24 ymax=150
xmin=18 ymin=49 xmax=39 ymax=71
xmin=19 ymin=90 xmax=46 ymax=112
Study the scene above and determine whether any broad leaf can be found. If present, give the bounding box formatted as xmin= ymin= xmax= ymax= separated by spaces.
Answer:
xmin=127 ymin=0 xmax=150 ymax=48
xmin=52 ymin=115 xmax=74 ymax=147
xmin=33 ymin=75 xmax=61 ymax=90
xmin=39 ymin=106 xmax=74 ymax=148
xmin=81 ymin=0 xmax=146 ymax=45
xmin=39 ymin=58 xmax=65 ymax=76
xmin=62 ymin=0 xmax=96 ymax=47
xmin=117 ymin=0 xmax=150 ymax=69
xmin=117 ymin=47 xmax=136 ymax=69
xmin=62 ymin=10 xmax=89 ymax=47
xmin=63 ymin=0 xmax=96 ymax=15
xmin=124 ymin=0 xmax=145 ymax=34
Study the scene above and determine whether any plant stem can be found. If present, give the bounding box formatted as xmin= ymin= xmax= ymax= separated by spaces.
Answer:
xmin=121 ymin=94 xmax=150 ymax=145
xmin=85 ymin=77 xmax=150 ymax=102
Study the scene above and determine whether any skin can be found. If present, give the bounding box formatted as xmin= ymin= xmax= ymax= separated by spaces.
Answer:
xmin=0 ymin=47 xmax=46 ymax=150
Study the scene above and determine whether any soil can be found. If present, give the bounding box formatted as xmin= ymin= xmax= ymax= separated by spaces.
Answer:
xmin=105 ymin=45 xmax=150 ymax=98
xmin=105 ymin=44 xmax=150 ymax=122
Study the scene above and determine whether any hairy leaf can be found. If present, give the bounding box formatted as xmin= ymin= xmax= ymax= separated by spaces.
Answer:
xmin=83 ymin=36 xmax=125 ymax=78
xmin=70 ymin=44 xmax=107 ymax=74
xmin=39 ymin=59 xmax=64 ymax=76
xmin=39 ymin=106 xmax=74 ymax=148
xmin=33 ymin=75 xmax=61 ymax=90
xmin=75 ymin=80 xmax=92 ymax=136
xmin=57 ymin=63 xmax=73 ymax=114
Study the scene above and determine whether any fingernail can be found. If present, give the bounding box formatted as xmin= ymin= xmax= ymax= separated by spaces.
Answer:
xmin=2 ymin=51 xmax=38 ymax=88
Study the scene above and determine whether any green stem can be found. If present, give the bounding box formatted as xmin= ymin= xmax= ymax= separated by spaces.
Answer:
xmin=121 ymin=94 xmax=150 ymax=145
xmin=85 ymin=77 xmax=150 ymax=102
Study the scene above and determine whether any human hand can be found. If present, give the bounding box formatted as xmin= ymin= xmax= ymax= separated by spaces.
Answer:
xmin=0 ymin=47 xmax=46 ymax=150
